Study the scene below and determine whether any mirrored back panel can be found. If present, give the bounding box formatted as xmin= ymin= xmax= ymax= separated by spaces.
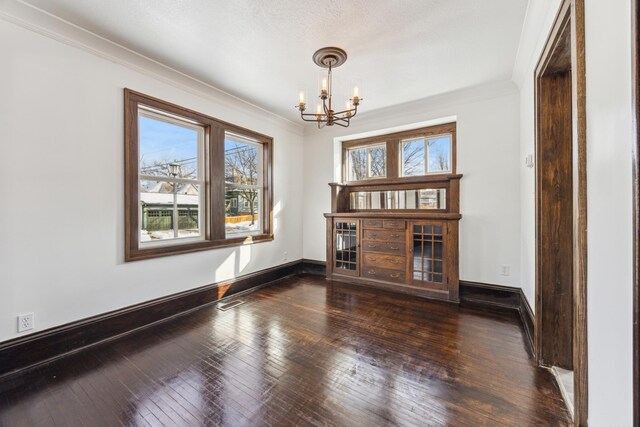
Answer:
xmin=350 ymin=188 xmax=446 ymax=210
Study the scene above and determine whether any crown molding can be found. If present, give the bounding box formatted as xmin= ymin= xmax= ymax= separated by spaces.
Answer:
xmin=306 ymin=79 xmax=518 ymax=135
xmin=511 ymin=0 xmax=563 ymax=88
xmin=0 ymin=0 xmax=303 ymax=136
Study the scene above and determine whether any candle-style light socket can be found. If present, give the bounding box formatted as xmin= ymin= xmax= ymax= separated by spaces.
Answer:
xmin=298 ymin=102 xmax=306 ymax=111
xmin=352 ymin=96 xmax=360 ymax=106
xmin=320 ymin=90 xmax=328 ymax=100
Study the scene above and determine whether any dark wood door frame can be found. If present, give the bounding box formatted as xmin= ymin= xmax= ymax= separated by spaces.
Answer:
xmin=633 ymin=0 xmax=640 ymax=425
xmin=534 ymin=0 xmax=588 ymax=425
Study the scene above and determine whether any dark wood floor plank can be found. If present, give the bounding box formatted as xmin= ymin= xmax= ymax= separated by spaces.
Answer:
xmin=0 ymin=274 xmax=571 ymax=426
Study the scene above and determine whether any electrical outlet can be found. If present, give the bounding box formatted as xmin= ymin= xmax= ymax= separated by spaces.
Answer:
xmin=18 ymin=313 xmax=34 ymax=332
xmin=283 ymin=251 xmax=288 ymax=261
xmin=500 ymin=265 xmax=510 ymax=276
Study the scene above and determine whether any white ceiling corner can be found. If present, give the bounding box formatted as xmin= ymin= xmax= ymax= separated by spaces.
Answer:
xmin=16 ymin=0 xmax=529 ymax=121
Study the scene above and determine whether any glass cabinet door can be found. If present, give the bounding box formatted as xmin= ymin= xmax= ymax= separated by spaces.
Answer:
xmin=410 ymin=222 xmax=447 ymax=288
xmin=334 ymin=219 xmax=359 ymax=276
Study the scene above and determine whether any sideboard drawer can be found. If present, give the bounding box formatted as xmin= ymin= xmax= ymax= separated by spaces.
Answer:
xmin=362 ymin=253 xmax=405 ymax=271
xmin=383 ymin=220 xmax=405 ymax=230
xmin=362 ymin=266 xmax=406 ymax=282
xmin=361 ymin=240 xmax=405 ymax=255
xmin=363 ymin=229 xmax=405 ymax=242
xmin=362 ymin=219 xmax=383 ymax=229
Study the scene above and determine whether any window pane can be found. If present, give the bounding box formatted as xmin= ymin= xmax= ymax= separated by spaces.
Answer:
xmin=225 ymin=134 xmax=259 ymax=186
xmin=401 ymin=139 xmax=426 ymax=176
xmin=225 ymin=187 xmax=262 ymax=236
xmin=140 ymin=180 xmax=201 ymax=242
xmin=139 ymin=113 xmax=199 ymax=179
xmin=176 ymin=188 xmax=201 ymax=238
xmin=348 ymin=147 xmax=367 ymax=181
xmin=369 ymin=145 xmax=386 ymax=177
xmin=427 ymin=136 xmax=451 ymax=173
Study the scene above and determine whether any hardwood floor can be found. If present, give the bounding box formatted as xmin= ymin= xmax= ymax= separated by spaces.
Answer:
xmin=0 ymin=274 xmax=571 ymax=426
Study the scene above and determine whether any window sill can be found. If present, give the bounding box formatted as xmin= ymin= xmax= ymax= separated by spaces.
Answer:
xmin=125 ymin=233 xmax=274 ymax=262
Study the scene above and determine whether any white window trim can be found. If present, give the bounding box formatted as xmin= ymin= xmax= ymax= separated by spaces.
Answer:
xmin=400 ymin=133 xmax=453 ymax=177
xmin=137 ymin=108 xmax=206 ymax=247
xmin=224 ymin=132 xmax=264 ymax=237
xmin=347 ymin=142 xmax=387 ymax=181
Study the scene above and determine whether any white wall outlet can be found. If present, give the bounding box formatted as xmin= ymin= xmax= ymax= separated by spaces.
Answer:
xmin=18 ymin=313 xmax=34 ymax=332
xmin=283 ymin=251 xmax=288 ymax=261
xmin=500 ymin=265 xmax=510 ymax=276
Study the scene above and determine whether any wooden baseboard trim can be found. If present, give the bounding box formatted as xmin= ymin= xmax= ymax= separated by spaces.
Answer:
xmin=0 ymin=260 xmax=301 ymax=378
xmin=460 ymin=280 xmax=535 ymax=355
xmin=0 ymin=259 xmax=536 ymax=378
xmin=519 ymin=288 xmax=535 ymax=356
xmin=297 ymin=259 xmax=327 ymax=275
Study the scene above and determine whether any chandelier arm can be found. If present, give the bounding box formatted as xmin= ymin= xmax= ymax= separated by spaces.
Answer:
xmin=301 ymin=116 xmax=325 ymax=123
xmin=300 ymin=111 xmax=327 ymax=122
xmin=333 ymin=120 xmax=349 ymax=128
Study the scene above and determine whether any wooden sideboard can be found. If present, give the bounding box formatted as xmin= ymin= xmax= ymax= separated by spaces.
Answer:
xmin=324 ymin=175 xmax=462 ymax=302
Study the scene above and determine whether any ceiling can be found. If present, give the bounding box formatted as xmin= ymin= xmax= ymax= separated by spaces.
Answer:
xmin=23 ymin=0 xmax=529 ymax=122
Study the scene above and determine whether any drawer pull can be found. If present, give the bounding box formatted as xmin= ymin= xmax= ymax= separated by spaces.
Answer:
xmin=390 ymin=234 xmax=400 ymax=238
xmin=390 ymin=273 xmax=400 ymax=278
xmin=387 ymin=222 xmax=398 ymax=226
xmin=367 ymin=243 xmax=378 ymax=248
xmin=387 ymin=258 xmax=400 ymax=264
xmin=390 ymin=246 xmax=399 ymax=250
xmin=368 ymin=270 xmax=377 ymax=275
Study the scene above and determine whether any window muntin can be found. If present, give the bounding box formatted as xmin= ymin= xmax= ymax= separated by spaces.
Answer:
xmin=224 ymin=132 xmax=263 ymax=237
xmin=347 ymin=143 xmax=387 ymax=181
xmin=400 ymin=134 xmax=452 ymax=177
xmin=138 ymin=108 xmax=204 ymax=245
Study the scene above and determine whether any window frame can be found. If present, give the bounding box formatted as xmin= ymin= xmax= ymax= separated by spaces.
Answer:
xmin=224 ymin=132 xmax=264 ymax=237
xmin=137 ymin=107 xmax=206 ymax=246
xmin=345 ymin=142 xmax=387 ymax=181
xmin=124 ymin=89 xmax=273 ymax=261
xmin=341 ymin=122 xmax=456 ymax=185
xmin=400 ymin=133 xmax=454 ymax=177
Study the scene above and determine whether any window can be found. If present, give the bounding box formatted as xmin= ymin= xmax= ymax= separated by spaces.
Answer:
xmin=125 ymin=89 xmax=273 ymax=261
xmin=400 ymin=134 xmax=452 ymax=176
xmin=342 ymin=122 xmax=456 ymax=183
xmin=346 ymin=143 xmax=387 ymax=181
xmin=225 ymin=133 xmax=263 ymax=236
xmin=138 ymin=109 xmax=204 ymax=243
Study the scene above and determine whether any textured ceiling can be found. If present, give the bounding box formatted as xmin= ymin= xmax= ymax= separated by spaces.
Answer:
xmin=23 ymin=0 xmax=528 ymax=122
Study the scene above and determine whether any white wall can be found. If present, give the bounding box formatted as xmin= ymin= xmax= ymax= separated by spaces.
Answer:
xmin=303 ymin=82 xmax=522 ymax=288
xmin=0 ymin=18 xmax=304 ymax=343
xmin=585 ymin=0 xmax=633 ymax=424
xmin=516 ymin=0 xmax=563 ymax=311
xmin=515 ymin=0 xmax=634 ymax=424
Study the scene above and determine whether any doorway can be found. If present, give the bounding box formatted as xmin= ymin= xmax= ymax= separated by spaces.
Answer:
xmin=534 ymin=0 xmax=587 ymax=425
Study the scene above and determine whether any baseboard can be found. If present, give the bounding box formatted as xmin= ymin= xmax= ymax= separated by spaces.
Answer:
xmin=297 ymin=259 xmax=327 ymax=275
xmin=460 ymin=280 xmax=535 ymax=356
xmin=459 ymin=280 xmax=521 ymax=309
xmin=0 ymin=260 xmax=536 ymax=378
xmin=519 ymin=289 xmax=535 ymax=355
xmin=0 ymin=260 xmax=301 ymax=378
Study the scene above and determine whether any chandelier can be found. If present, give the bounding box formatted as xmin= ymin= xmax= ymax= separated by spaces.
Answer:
xmin=296 ymin=47 xmax=362 ymax=128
